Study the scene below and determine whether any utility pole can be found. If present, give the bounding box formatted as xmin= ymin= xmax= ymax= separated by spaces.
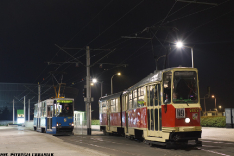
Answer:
xmin=38 ymin=83 xmax=41 ymax=103
xmin=54 ymin=44 xmax=113 ymax=135
xmin=13 ymin=99 xmax=14 ymax=124
xmin=28 ymin=99 xmax=30 ymax=121
xmin=24 ymin=96 xmax=26 ymax=123
xmin=101 ymin=82 xmax=103 ymax=97
xmin=86 ymin=46 xmax=91 ymax=135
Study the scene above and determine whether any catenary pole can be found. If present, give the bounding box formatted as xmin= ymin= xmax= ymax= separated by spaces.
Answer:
xmin=86 ymin=46 xmax=91 ymax=135
xmin=13 ymin=99 xmax=14 ymax=124
xmin=24 ymin=96 xmax=25 ymax=123
xmin=28 ymin=99 xmax=30 ymax=121
xmin=38 ymin=83 xmax=41 ymax=103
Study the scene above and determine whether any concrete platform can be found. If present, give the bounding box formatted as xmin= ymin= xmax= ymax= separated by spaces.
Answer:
xmin=0 ymin=126 xmax=108 ymax=156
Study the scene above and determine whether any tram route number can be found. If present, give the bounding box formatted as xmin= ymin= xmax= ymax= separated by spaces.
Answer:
xmin=176 ymin=108 xmax=185 ymax=118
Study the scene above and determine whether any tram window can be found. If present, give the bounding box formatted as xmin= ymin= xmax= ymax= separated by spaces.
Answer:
xmin=122 ymin=96 xmax=125 ymax=111
xmin=54 ymin=104 xmax=57 ymax=116
xmin=173 ymin=71 xmax=198 ymax=103
xmin=151 ymin=109 xmax=154 ymax=130
xmin=133 ymin=90 xmax=137 ymax=108
xmin=116 ymin=98 xmax=119 ymax=112
xmin=47 ymin=106 xmax=51 ymax=117
xmin=154 ymin=86 xmax=158 ymax=106
xmin=111 ymin=99 xmax=116 ymax=112
xmin=138 ymin=87 xmax=145 ymax=107
xmin=99 ymin=102 xmax=102 ymax=114
xmin=150 ymin=86 xmax=154 ymax=106
xmin=159 ymin=109 xmax=162 ymax=131
xmin=148 ymin=109 xmax=150 ymax=130
xmin=102 ymin=102 xmax=107 ymax=113
xmin=125 ymin=95 xmax=128 ymax=110
xmin=129 ymin=93 xmax=132 ymax=109
xmin=42 ymin=102 xmax=46 ymax=117
xmin=155 ymin=109 xmax=158 ymax=131
xmin=147 ymin=86 xmax=150 ymax=106
xmin=163 ymin=72 xmax=172 ymax=104
xmin=158 ymin=84 xmax=161 ymax=106
xmin=34 ymin=104 xmax=38 ymax=118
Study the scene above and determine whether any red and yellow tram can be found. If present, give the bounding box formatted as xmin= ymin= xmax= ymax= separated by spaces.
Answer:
xmin=99 ymin=67 xmax=202 ymax=146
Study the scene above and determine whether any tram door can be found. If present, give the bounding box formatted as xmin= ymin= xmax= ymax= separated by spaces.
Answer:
xmin=37 ymin=103 xmax=41 ymax=129
xmin=147 ymin=84 xmax=162 ymax=136
xmin=107 ymin=100 xmax=111 ymax=131
xmin=125 ymin=95 xmax=128 ymax=133
xmin=47 ymin=105 xmax=53 ymax=130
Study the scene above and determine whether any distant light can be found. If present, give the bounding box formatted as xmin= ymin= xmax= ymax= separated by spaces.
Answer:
xmin=219 ymin=105 xmax=222 ymax=109
xmin=176 ymin=41 xmax=183 ymax=48
xmin=90 ymin=83 xmax=94 ymax=86
xmin=92 ymin=78 xmax=97 ymax=83
xmin=117 ymin=72 xmax=121 ymax=76
xmin=17 ymin=118 xmax=24 ymax=124
xmin=212 ymin=95 xmax=215 ymax=98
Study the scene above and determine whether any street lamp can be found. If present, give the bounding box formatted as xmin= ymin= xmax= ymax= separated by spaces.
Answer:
xmin=176 ymin=41 xmax=194 ymax=68
xmin=111 ymin=72 xmax=121 ymax=94
xmin=212 ymin=95 xmax=217 ymax=115
xmin=92 ymin=78 xmax=104 ymax=97
xmin=92 ymin=78 xmax=97 ymax=83
xmin=219 ymin=105 xmax=222 ymax=111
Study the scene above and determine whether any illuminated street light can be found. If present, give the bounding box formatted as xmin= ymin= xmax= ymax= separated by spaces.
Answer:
xmin=219 ymin=105 xmax=222 ymax=109
xmin=176 ymin=41 xmax=183 ymax=48
xmin=212 ymin=95 xmax=217 ymax=116
xmin=175 ymin=41 xmax=194 ymax=68
xmin=92 ymin=78 xmax=97 ymax=83
xmin=111 ymin=72 xmax=121 ymax=94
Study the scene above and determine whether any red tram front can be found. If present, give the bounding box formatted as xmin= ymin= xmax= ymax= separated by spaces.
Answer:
xmin=99 ymin=67 xmax=202 ymax=146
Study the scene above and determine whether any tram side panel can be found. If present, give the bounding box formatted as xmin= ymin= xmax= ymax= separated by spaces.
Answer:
xmin=127 ymin=107 xmax=147 ymax=135
xmin=100 ymin=113 xmax=107 ymax=131
xmin=110 ymin=112 xmax=121 ymax=132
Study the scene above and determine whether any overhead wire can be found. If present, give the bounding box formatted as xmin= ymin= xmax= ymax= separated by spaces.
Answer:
xmin=86 ymin=0 xmax=144 ymax=46
xmin=163 ymin=0 xmax=230 ymax=25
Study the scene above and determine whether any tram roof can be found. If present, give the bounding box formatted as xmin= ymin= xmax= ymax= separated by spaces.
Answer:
xmin=99 ymin=92 xmax=122 ymax=102
xmin=99 ymin=67 xmax=196 ymax=101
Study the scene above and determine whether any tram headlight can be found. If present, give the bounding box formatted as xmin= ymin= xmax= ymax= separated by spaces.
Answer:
xmin=185 ymin=118 xmax=190 ymax=123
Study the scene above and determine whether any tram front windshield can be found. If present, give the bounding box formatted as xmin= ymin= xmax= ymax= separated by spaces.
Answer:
xmin=173 ymin=71 xmax=198 ymax=103
xmin=56 ymin=102 xmax=73 ymax=117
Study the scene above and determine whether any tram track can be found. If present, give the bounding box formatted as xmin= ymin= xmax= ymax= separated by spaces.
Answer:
xmin=57 ymin=135 xmax=228 ymax=156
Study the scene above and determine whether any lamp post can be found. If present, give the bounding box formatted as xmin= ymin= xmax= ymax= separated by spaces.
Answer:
xmin=212 ymin=95 xmax=217 ymax=116
xmin=176 ymin=41 xmax=194 ymax=68
xmin=111 ymin=72 xmax=121 ymax=94
xmin=92 ymin=78 xmax=104 ymax=97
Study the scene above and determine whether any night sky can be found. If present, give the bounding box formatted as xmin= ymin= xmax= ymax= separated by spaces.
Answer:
xmin=0 ymin=0 xmax=233 ymax=119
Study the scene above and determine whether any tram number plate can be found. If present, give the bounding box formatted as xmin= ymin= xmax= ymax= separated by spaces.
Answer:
xmin=176 ymin=108 xmax=185 ymax=118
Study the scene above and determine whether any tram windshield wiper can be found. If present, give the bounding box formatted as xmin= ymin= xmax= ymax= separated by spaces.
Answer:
xmin=184 ymin=100 xmax=189 ymax=106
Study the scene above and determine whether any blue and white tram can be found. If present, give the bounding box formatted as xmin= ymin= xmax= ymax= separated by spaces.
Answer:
xmin=33 ymin=98 xmax=74 ymax=135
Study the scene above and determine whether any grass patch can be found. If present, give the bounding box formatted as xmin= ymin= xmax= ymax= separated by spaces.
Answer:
xmin=91 ymin=120 xmax=100 ymax=125
xmin=201 ymin=116 xmax=226 ymax=127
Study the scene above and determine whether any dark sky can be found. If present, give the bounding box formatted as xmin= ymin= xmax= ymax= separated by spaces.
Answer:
xmin=0 ymin=0 xmax=233 ymax=119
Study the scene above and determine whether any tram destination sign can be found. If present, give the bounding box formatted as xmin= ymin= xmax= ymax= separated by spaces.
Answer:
xmin=175 ymin=71 xmax=195 ymax=76
xmin=57 ymin=100 xmax=73 ymax=103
